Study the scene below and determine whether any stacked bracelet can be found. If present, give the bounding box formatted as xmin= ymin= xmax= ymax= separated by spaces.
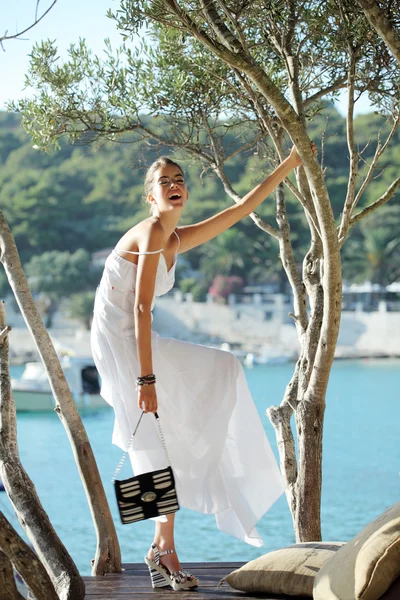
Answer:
xmin=136 ymin=374 xmax=156 ymax=387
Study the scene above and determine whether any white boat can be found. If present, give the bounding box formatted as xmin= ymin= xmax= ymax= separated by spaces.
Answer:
xmin=243 ymin=352 xmax=255 ymax=368
xmin=11 ymin=356 xmax=108 ymax=412
xmin=254 ymin=352 xmax=292 ymax=365
xmin=219 ymin=342 xmax=254 ymax=364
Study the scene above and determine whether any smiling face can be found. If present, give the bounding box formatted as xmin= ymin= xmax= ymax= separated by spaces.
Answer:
xmin=147 ymin=163 xmax=188 ymax=215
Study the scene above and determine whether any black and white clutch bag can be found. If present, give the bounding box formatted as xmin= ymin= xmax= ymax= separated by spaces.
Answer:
xmin=112 ymin=412 xmax=180 ymax=524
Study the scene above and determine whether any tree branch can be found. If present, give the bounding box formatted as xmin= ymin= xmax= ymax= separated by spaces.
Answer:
xmin=163 ymin=0 xmax=244 ymax=62
xmin=0 ymin=212 xmax=121 ymax=578
xmin=224 ymin=132 xmax=265 ymax=162
xmin=267 ymin=402 xmax=297 ymax=480
xmin=230 ymin=68 xmax=321 ymax=236
xmin=139 ymin=123 xmax=216 ymax=163
xmin=267 ymin=360 xmax=299 ymax=521
xmin=298 ymin=280 xmax=324 ymax=397
xmin=353 ymin=112 xmax=400 ymax=205
xmin=0 ymin=326 xmax=12 ymax=344
xmin=275 ymin=182 xmax=309 ymax=332
xmin=356 ymin=0 xmax=400 ymax=66
xmin=211 ymin=161 xmax=280 ymax=238
xmin=0 ymin=512 xmax=58 ymax=600
xmin=304 ymin=77 xmax=347 ymax=106
xmin=277 ymin=31 xmax=325 ymax=245
xmin=0 ymin=550 xmax=24 ymax=600
xmin=0 ymin=1 xmax=58 ymax=49
xmin=161 ymin=0 xmax=301 ymax=132
xmin=199 ymin=0 xmax=243 ymax=52
xmin=338 ymin=51 xmax=359 ymax=242
xmin=215 ymin=0 xmax=249 ymax=52
xmin=285 ymin=51 xmax=304 ymax=122
xmin=0 ymin=300 xmax=85 ymax=598
xmin=349 ymin=176 xmax=400 ymax=227
xmin=339 ymin=112 xmax=400 ymax=245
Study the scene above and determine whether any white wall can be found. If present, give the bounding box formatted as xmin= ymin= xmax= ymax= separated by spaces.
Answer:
xmin=153 ymin=297 xmax=400 ymax=358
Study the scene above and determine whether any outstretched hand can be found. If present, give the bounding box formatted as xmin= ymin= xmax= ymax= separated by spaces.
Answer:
xmin=289 ymin=141 xmax=317 ymax=168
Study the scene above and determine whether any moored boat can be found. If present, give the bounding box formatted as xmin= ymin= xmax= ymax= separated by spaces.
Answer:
xmin=11 ymin=356 xmax=108 ymax=412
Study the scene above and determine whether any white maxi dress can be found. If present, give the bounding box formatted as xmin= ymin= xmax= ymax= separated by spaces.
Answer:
xmin=91 ymin=234 xmax=284 ymax=547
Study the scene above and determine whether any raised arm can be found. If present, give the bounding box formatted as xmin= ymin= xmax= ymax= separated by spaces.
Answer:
xmin=177 ymin=146 xmax=304 ymax=253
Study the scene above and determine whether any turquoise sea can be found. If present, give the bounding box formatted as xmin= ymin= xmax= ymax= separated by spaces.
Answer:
xmin=2 ymin=360 xmax=399 ymax=575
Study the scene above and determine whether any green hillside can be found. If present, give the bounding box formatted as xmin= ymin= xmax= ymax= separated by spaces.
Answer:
xmin=1 ymin=108 xmax=399 ymax=305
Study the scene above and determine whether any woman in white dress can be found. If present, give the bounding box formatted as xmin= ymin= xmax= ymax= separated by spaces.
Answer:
xmin=91 ymin=145 xmax=313 ymax=590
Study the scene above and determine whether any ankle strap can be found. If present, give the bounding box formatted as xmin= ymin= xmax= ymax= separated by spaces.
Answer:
xmin=159 ymin=548 xmax=175 ymax=557
xmin=150 ymin=543 xmax=175 ymax=564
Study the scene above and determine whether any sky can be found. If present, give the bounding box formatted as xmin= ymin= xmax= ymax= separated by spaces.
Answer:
xmin=1 ymin=0 xmax=123 ymax=108
xmin=1 ymin=0 xmax=373 ymax=115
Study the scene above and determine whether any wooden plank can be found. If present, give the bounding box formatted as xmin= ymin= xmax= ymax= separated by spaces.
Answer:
xmin=85 ymin=590 xmax=304 ymax=600
xmin=121 ymin=562 xmax=243 ymax=570
xmin=83 ymin=591 xmax=306 ymax=598
xmin=84 ymin=566 xmax=232 ymax=584
xmin=83 ymin=562 xmax=305 ymax=600
xmin=84 ymin=579 xmax=226 ymax=591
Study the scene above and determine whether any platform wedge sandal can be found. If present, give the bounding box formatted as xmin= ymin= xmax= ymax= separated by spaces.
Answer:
xmin=144 ymin=543 xmax=199 ymax=591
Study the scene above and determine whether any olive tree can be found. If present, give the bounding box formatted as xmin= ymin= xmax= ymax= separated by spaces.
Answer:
xmin=1 ymin=1 xmax=121 ymax=584
xmin=0 ymin=214 xmax=122 ymax=579
xmin=0 ymin=302 xmax=84 ymax=599
xmin=11 ymin=0 xmax=400 ymax=542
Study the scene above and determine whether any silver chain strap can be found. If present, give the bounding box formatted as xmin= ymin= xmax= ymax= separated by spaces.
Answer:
xmin=154 ymin=413 xmax=172 ymax=466
xmin=112 ymin=412 xmax=170 ymax=483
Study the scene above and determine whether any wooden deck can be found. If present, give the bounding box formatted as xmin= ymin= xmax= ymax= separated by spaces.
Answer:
xmin=83 ymin=562 xmax=300 ymax=599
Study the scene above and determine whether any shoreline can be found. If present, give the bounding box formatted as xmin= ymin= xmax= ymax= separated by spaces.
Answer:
xmin=7 ymin=326 xmax=400 ymax=368
xmin=5 ymin=298 xmax=400 ymax=366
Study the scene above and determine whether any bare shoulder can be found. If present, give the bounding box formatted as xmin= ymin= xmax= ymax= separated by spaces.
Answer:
xmin=118 ymin=218 xmax=165 ymax=252
xmin=140 ymin=218 xmax=165 ymax=249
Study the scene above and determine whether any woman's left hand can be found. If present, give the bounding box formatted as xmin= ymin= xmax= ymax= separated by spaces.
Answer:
xmin=289 ymin=141 xmax=318 ymax=168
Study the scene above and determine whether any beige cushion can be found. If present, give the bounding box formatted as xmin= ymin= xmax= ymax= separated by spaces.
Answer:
xmin=224 ymin=542 xmax=344 ymax=597
xmin=314 ymin=502 xmax=400 ymax=600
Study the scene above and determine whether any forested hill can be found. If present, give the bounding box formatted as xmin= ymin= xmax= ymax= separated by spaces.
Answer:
xmin=1 ymin=108 xmax=399 ymax=294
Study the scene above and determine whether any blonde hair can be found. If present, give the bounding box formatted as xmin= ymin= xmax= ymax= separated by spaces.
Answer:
xmin=144 ymin=156 xmax=184 ymax=214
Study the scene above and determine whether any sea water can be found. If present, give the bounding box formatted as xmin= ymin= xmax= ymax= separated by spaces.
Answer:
xmin=1 ymin=359 xmax=399 ymax=575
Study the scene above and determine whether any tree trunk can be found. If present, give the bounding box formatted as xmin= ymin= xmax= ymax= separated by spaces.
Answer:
xmin=295 ymin=402 xmax=325 ymax=540
xmin=0 ymin=209 xmax=121 ymax=576
xmin=0 ymin=550 xmax=24 ymax=600
xmin=268 ymin=184 xmax=341 ymax=542
xmin=267 ymin=401 xmax=297 ymax=521
xmin=0 ymin=301 xmax=85 ymax=599
xmin=0 ymin=512 xmax=59 ymax=600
